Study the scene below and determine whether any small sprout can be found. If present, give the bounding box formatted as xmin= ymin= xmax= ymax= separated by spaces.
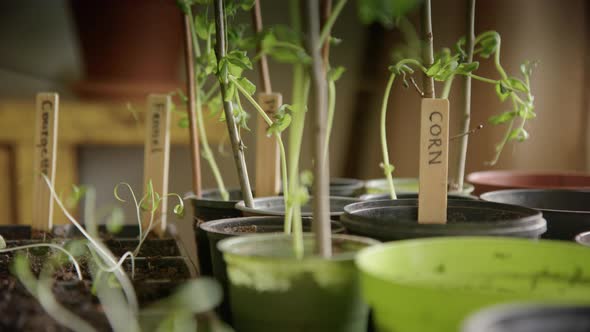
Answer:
xmin=300 ymin=170 xmax=313 ymax=187
xmin=173 ymin=203 xmax=185 ymax=218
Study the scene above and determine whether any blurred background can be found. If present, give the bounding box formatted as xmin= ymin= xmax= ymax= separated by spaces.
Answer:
xmin=0 ymin=0 xmax=588 ymax=249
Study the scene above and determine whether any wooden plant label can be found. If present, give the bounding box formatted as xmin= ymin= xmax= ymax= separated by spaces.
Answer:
xmin=32 ymin=93 xmax=59 ymax=231
xmin=418 ymin=98 xmax=449 ymax=224
xmin=255 ymin=92 xmax=282 ymax=197
xmin=143 ymin=94 xmax=171 ymax=235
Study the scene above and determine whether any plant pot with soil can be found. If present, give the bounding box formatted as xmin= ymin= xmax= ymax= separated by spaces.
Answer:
xmin=467 ymin=170 xmax=590 ymax=195
xmin=200 ymin=216 xmax=346 ymax=323
xmin=356 ymin=237 xmax=590 ymax=332
xmin=462 ymin=304 xmax=590 ymax=332
xmin=481 ymin=189 xmax=590 ymax=240
xmin=219 ymin=233 xmax=378 ymax=332
xmin=341 ymin=198 xmax=546 ymax=241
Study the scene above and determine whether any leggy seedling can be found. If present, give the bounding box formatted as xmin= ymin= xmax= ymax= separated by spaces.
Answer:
xmin=363 ymin=1 xmax=536 ymax=199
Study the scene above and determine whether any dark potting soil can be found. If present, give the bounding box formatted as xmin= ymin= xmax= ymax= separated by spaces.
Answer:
xmin=123 ymin=257 xmax=191 ymax=281
xmin=223 ymin=225 xmax=258 ymax=233
xmin=0 ymin=276 xmax=111 ymax=332
xmin=105 ymin=238 xmax=180 ymax=257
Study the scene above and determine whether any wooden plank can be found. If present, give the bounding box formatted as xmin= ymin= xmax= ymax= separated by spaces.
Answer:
xmin=255 ymin=93 xmax=282 ymax=197
xmin=0 ymin=100 xmax=224 ymax=145
xmin=418 ymin=98 xmax=449 ymax=224
xmin=143 ymin=95 xmax=171 ymax=236
xmin=32 ymin=93 xmax=59 ymax=231
xmin=0 ymin=146 xmax=14 ymax=224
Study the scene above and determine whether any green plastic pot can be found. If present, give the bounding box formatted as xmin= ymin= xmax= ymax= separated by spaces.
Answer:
xmin=218 ymin=233 xmax=379 ymax=332
xmin=356 ymin=237 xmax=590 ymax=332
xmin=364 ymin=177 xmax=475 ymax=195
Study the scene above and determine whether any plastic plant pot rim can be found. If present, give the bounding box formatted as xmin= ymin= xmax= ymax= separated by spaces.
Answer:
xmin=355 ymin=236 xmax=589 ymax=294
xmin=199 ymin=216 xmax=346 ymax=236
xmin=234 ymin=196 xmax=360 ymax=217
xmin=185 ymin=188 xmax=246 ymax=209
xmin=359 ymin=192 xmax=479 ymax=201
xmin=343 ymin=199 xmax=545 ymax=234
xmin=481 ymin=189 xmax=590 ymax=215
xmin=461 ymin=303 xmax=590 ymax=332
xmin=218 ymin=233 xmax=379 ymax=263
xmin=466 ymin=170 xmax=590 ymax=186
xmin=364 ymin=177 xmax=475 ymax=194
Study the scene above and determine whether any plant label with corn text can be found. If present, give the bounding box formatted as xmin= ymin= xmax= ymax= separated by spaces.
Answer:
xmin=418 ymin=98 xmax=449 ymax=224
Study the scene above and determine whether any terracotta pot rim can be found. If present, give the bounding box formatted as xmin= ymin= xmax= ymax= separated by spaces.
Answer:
xmin=467 ymin=170 xmax=590 ymax=189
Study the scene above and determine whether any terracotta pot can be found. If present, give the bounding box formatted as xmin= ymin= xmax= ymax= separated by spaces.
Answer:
xmin=70 ymin=0 xmax=183 ymax=100
xmin=467 ymin=170 xmax=590 ymax=195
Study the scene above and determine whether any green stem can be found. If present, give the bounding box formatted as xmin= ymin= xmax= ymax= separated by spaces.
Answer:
xmin=488 ymin=118 xmax=514 ymax=166
xmin=380 ymin=72 xmax=397 ymax=199
xmin=230 ymin=76 xmax=290 ymax=204
xmin=323 ymin=79 xmax=336 ymax=163
xmin=468 ymin=73 xmax=498 ymax=84
xmin=318 ymin=0 xmax=347 ymax=48
xmin=441 ymin=74 xmax=455 ymax=99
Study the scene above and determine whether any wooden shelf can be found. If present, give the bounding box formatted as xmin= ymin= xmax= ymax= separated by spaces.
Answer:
xmin=0 ymin=99 xmax=224 ymax=226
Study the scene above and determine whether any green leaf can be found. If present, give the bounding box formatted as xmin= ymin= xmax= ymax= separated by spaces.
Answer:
xmin=151 ymin=278 xmax=223 ymax=313
xmin=194 ymin=13 xmax=209 ymax=40
xmin=173 ymin=204 xmax=185 ymax=218
xmin=300 ymin=170 xmax=313 ymax=187
xmin=225 ymin=82 xmax=236 ymax=102
xmin=455 ymin=61 xmax=479 ymax=75
xmin=495 ymin=82 xmax=510 ymax=102
xmin=358 ymin=0 xmax=422 ymax=26
xmin=488 ymin=111 xmax=516 ymax=125
xmin=235 ymin=77 xmax=256 ymax=96
xmin=227 ymin=51 xmax=253 ymax=70
xmin=267 ymin=113 xmax=291 ymax=136
xmin=478 ymin=33 xmax=499 ymax=58
xmin=507 ymin=77 xmax=528 ymax=93
xmin=328 ymin=66 xmax=346 ymax=82
xmin=106 ymin=208 xmax=124 ymax=234
xmin=508 ymin=127 xmax=529 ymax=142
xmin=426 ymin=59 xmax=442 ymax=77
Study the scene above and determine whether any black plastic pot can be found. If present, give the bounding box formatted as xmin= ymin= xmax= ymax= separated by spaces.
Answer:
xmin=359 ymin=192 xmax=478 ymax=201
xmin=189 ymin=188 xmax=246 ymax=277
xmin=341 ymin=199 xmax=546 ymax=241
xmin=235 ymin=196 xmax=359 ymax=220
xmin=481 ymin=189 xmax=590 ymax=241
xmin=199 ymin=216 xmax=345 ymax=324
xmin=0 ymin=225 xmax=31 ymax=240
xmin=463 ymin=304 xmax=590 ymax=332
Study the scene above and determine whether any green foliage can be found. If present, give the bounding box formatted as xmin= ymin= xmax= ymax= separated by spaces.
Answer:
xmin=358 ymin=0 xmax=422 ymax=27
xmin=259 ymin=28 xmax=311 ymax=64
xmin=267 ymin=105 xmax=293 ymax=137
xmin=106 ymin=207 xmax=125 ymax=234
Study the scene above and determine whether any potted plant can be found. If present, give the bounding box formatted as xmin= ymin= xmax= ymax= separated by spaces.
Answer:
xmin=340 ymin=0 xmax=547 ymax=242
xmin=177 ymin=0 xmax=364 ymax=278
xmin=201 ymin=0 xmax=380 ymax=331
xmin=0 ymin=175 xmax=231 ymax=331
